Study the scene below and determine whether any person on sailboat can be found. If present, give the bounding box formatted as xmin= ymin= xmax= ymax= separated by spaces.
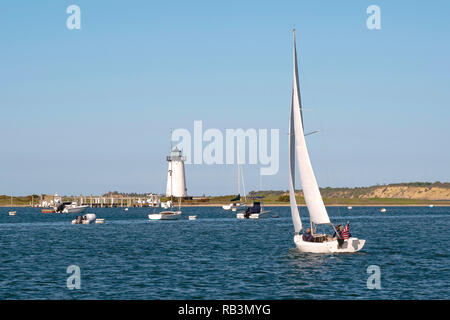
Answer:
xmin=302 ymin=228 xmax=314 ymax=242
xmin=333 ymin=225 xmax=343 ymax=239
xmin=332 ymin=224 xmax=348 ymax=248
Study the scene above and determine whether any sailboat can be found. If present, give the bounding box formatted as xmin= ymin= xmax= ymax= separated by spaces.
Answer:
xmin=223 ymin=145 xmax=247 ymax=212
xmin=288 ymin=30 xmax=365 ymax=253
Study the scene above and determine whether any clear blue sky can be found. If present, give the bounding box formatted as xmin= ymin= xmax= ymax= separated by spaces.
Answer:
xmin=1 ymin=1 xmax=449 ymax=196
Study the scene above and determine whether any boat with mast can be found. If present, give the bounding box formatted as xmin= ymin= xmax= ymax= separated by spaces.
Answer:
xmin=288 ymin=29 xmax=365 ymax=253
xmin=223 ymin=144 xmax=247 ymax=212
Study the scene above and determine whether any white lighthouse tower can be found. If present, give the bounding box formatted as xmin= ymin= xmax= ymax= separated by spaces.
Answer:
xmin=165 ymin=147 xmax=187 ymax=198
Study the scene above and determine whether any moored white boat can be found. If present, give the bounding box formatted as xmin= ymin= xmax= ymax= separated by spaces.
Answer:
xmin=63 ymin=204 xmax=89 ymax=214
xmin=9 ymin=211 xmax=16 ymax=216
xmin=188 ymin=215 xmax=197 ymax=220
xmin=288 ymin=30 xmax=365 ymax=253
xmin=55 ymin=200 xmax=88 ymax=214
xmin=380 ymin=208 xmax=387 ymax=213
xmin=249 ymin=211 xmax=271 ymax=219
xmin=148 ymin=210 xmax=181 ymax=220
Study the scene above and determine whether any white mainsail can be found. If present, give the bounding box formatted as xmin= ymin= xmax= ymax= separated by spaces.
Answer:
xmin=289 ymin=29 xmax=331 ymax=227
xmin=289 ymin=94 xmax=302 ymax=233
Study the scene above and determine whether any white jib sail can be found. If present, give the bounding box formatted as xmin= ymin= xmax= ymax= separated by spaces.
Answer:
xmin=290 ymin=30 xmax=331 ymax=226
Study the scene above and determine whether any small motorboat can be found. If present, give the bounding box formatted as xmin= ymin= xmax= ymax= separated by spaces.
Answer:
xmin=429 ymin=204 xmax=434 ymax=208
xmin=188 ymin=215 xmax=197 ymax=220
xmin=56 ymin=201 xmax=88 ymax=214
xmin=95 ymin=218 xmax=105 ymax=224
xmin=347 ymin=206 xmax=353 ymax=210
xmin=62 ymin=203 xmax=89 ymax=214
xmin=9 ymin=211 xmax=16 ymax=216
xmin=236 ymin=198 xmax=271 ymax=219
xmin=72 ymin=214 xmax=96 ymax=224
xmin=148 ymin=210 xmax=181 ymax=220
xmin=124 ymin=208 xmax=129 ymax=211
xmin=380 ymin=208 xmax=387 ymax=213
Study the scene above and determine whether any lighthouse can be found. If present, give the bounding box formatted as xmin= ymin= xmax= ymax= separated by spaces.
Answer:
xmin=166 ymin=147 xmax=187 ymax=198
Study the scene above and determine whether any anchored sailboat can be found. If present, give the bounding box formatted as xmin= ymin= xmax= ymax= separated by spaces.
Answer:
xmin=223 ymin=145 xmax=247 ymax=212
xmin=289 ymin=30 xmax=365 ymax=253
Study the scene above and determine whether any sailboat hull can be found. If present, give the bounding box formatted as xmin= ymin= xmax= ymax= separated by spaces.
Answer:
xmin=294 ymin=235 xmax=365 ymax=253
xmin=148 ymin=211 xmax=181 ymax=220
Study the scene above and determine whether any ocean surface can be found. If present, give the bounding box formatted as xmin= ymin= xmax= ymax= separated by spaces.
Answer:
xmin=0 ymin=206 xmax=448 ymax=299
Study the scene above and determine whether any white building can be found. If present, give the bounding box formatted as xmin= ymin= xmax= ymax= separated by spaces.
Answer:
xmin=165 ymin=148 xmax=187 ymax=198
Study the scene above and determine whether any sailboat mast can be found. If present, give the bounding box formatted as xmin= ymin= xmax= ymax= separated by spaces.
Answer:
xmin=290 ymin=28 xmax=331 ymax=227
xmin=237 ymin=144 xmax=241 ymax=196
xmin=170 ymin=129 xmax=173 ymax=205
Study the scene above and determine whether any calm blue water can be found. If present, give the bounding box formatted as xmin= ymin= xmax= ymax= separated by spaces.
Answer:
xmin=0 ymin=206 xmax=448 ymax=299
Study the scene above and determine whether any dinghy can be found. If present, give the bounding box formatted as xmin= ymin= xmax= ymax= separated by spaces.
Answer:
xmin=288 ymin=30 xmax=365 ymax=253
xmin=72 ymin=213 xmax=96 ymax=224
xmin=9 ymin=211 xmax=16 ymax=216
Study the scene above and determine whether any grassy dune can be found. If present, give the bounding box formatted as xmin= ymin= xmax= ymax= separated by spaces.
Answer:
xmin=2 ymin=182 xmax=450 ymax=207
